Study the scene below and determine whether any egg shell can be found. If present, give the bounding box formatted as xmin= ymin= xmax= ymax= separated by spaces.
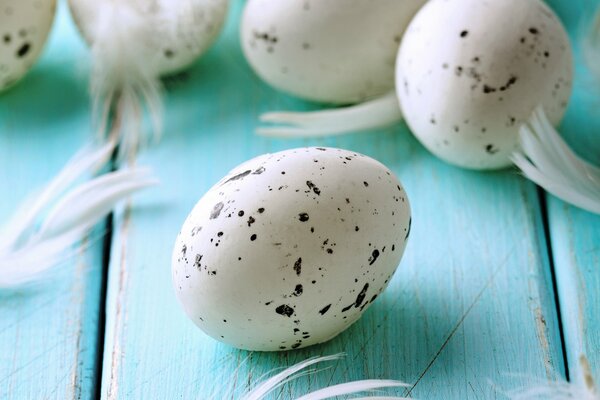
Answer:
xmin=0 ymin=0 xmax=57 ymax=92
xmin=172 ymin=147 xmax=411 ymax=351
xmin=241 ymin=0 xmax=426 ymax=104
xmin=396 ymin=0 xmax=573 ymax=170
xmin=68 ymin=0 xmax=228 ymax=76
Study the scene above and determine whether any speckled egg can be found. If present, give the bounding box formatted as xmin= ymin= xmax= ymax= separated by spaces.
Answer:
xmin=68 ymin=0 xmax=228 ymax=76
xmin=396 ymin=0 xmax=573 ymax=170
xmin=0 ymin=0 xmax=57 ymax=92
xmin=172 ymin=147 xmax=411 ymax=351
xmin=241 ymin=0 xmax=426 ymax=104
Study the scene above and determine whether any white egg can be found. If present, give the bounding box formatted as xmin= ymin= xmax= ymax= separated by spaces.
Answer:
xmin=241 ymin=0 xmax=426 ymax=104
xmin=396 ymin=0 xmax=573 ymax=170
xmin=172 ymin=147 xmax=411 ymax=351
xmin=0 ymin=0 xmax=57 ymax=92
xmin=68 ymin=0 xmax=228 ymax=76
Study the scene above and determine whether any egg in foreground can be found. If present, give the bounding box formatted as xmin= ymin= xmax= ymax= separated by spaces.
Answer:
xmin=172 ymin=147 xmax=411 ymax=351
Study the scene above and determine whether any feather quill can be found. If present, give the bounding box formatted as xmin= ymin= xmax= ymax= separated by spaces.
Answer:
xmin=512 ymin=106 xmax=600 ymax=214
xmin=0 ymin=143 xmax=157 ymax=287
xmin=242 ymin=354 xmax=409 ymax=400
xmin=257 ymin=92 xmax=402 ymax=138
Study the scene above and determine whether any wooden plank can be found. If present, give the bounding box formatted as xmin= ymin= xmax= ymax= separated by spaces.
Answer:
xmin=100 ymin=1 xmax=566 ymax=398
xmin=545 ymin=0 xmax=600 ymax=389
xmin=0 ymin=3 xmax=105 ymax=399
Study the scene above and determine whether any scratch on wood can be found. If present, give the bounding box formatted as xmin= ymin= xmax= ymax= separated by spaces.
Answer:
xmin=108 ymin=205 xmax=132 ymax=400
xmin=69 ymin=236 xmax=88 ymax=400
xmin=405 ymin=253 xmax=511 ymax=396
xmin=533 ymin=306 xmax=553 ymax=378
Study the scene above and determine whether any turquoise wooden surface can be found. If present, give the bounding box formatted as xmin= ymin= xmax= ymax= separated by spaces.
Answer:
xmin=546 ymin=0 xmax=600 ymax=390
xmin=0 ymin=2 xmax=104 ymax=398
xmin=100 ymin=2 xmax=564 ymax=399
xmin=0 ymin=0 xmax=598 ymax=399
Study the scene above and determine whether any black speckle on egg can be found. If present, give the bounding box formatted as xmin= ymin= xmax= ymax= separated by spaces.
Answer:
xmin=250 ymin=234 xmax=257 ymax=241
xmin=298 ymin=212 xmax=309 ymax=222
xmin=319 ymin=304 xmax=331 ymax=315
xmin=16 ymin=42 xmax=31 ymax=58
xmin=210 ymin=202 xmax=224 ymax=219
xmin=292 ymin=284 xmax=303 ymax=296
xmin=368 ymin=249 xmax=380 ymax=265
xmin=485 ymin=144 xmax=499 ymax=155
xmin=275 ymin=304 xmax=294 ymax=317
xmin=306 ymin=180 xmax=321 ymax=195
xmin=225 ymin=169 xmax=251 ymax=183
xmin=293 ymin=258 xmax=302 ymax=275
xmin=460 ymin=30 xmax=468 ymax=38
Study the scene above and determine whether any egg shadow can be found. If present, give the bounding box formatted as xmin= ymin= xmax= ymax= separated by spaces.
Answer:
xmin=212 ymin=269 xmax=458 ymax=399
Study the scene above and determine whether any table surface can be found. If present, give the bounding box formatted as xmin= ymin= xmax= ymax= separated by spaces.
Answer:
xmin=1 ymin=1 xmax=599 ymax=399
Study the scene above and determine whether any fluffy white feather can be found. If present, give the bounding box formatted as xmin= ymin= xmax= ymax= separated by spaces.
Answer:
xmin=242 ymin=354 xmax=409 ymax=400
xmin=512 ymin=106 xmax=600 ymax=214
xmin=0 ymin=143 xmax=157 ymax=287
xmin=89 ymin=1 xmax=172 ymax=158
xmin=257 ymin=92 xmax=402 ymax=138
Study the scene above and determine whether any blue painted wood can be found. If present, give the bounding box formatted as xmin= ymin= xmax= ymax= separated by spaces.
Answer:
xmin=545 ymin=0 xmax=600 ymax=390
xmin=99 ymin=1 xmax=566 ymax=398
xmin=0 ymin=3 xmax=104 ymax=399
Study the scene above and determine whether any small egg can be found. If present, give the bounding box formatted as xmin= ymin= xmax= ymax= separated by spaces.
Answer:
xmin=396 ymin=0 xmax=573 ymax=170
xmin=241 ymin=0 xmax=426 ymax=104
xmin=68 ymin=0 xmax=228 ymax=76
xmin=172 ymin=147 xmax=411 ymax=351
xmin=0 ymin=0 xmax=57 ymax=92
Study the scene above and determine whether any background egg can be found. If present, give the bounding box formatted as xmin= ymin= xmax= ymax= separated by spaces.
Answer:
xmin=396 ymin=0 xmax=573 ymax=170
xmin=172 ymin=147 xmax=411 ymax=351
xmin=0 ymin=0 xmax=57 ymax=92
xmin=67 ymin=0 xmax=228 ymax=76
xmin=241 ymin=0 xmax=426 ymax=104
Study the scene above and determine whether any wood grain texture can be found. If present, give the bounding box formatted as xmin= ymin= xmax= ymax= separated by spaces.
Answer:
xmin=0 ymin=3 xmax=104 ymax=399
xmin=545 ymin=0 xmax=600 ymax=390
xmin=99 ymin=1 xmax=567 ymax=398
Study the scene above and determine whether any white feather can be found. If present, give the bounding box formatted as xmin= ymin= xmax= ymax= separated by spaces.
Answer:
xmin=294 ymin=380 xmax=409 ymax=400
xmin=257 ymin=92 xmax=402 ymax=138
xmin=0 ymin=142 xmax=114 ymax=253
xmin=0 ymin=143 xmax=157 ymax=287
xmin=89 ymin=1 xmax=172 ymax=158
xmin=37 ymin=168 xmax=157 ymax=240
xmin=512 ymin=106 xmax=600 ymax=214
xmin=0 ymin=225 xmax=89 ymax=287
xmin=242 ymin=354 xmax=409 ymax=400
